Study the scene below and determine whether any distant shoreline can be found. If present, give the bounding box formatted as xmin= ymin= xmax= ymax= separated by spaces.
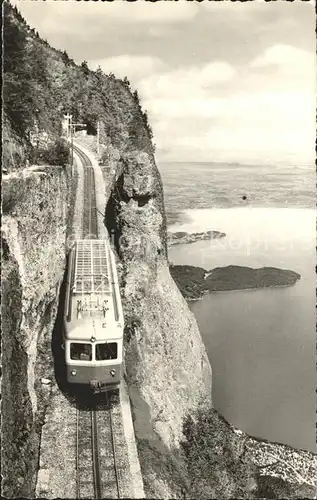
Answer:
xmin=186 ymin=283 xmax=296 ymax=301
xmin=167 ymin=229 xmax=226 ymax=247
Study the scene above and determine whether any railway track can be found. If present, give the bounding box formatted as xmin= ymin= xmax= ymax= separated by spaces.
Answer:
xmin=72 ymin=143 xmax=121 ymax=499
xmin=76 ymin=395 xmax=121 ymax=499
xmin=72 ymin=144 xmax=98 ymax=239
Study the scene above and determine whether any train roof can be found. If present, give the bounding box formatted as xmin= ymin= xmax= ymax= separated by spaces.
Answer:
xmin=64 ymin=239 xmax=124 ymax=341
xmin=73 ymin=240 xmax=110 ymax=295
xmin=65 ymin=305 xmax=123 ymax=341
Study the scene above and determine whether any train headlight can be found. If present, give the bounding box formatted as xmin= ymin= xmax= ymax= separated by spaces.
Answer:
xmin=71 ymin=370 xmax=77 ymax=376
xmin=110 ymin=369 xmax=116 ymax=377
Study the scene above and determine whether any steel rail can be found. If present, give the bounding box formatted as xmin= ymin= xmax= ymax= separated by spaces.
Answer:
xmin=88 ymin=169 xmax=93 ymax=236
xmin=91 ymin=411 xmax=103 ymax=499
xmin=88 ymin=169 xmax=91 ymax=235
xmin=86 ymin=167 xmax=98 ymax=238
xmin=75 ymin=408 xmax=80 ymax=499
xmin=106 ymin=393 xmax=121 ymax=499
xmin=73 ymin=144 xmax=98 ymax=239
xmin=72 ymin=143 xmax=92 ymax=167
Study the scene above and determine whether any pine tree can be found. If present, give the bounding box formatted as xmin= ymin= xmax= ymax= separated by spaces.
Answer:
xmin=62 ymin=50 xmax=70 ymax=65
xmin=81 ymin=60 xmax=90 ymax=75
xmin=95 ymin=65 xmax=104 ymax=79
xmin=122 ymin=76 xmax=131 ymax=88
xmin=3 ymin=4 xmax=34 ymax=135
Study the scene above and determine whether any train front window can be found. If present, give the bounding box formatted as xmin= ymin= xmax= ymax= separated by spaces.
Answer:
xmin=70 ymin=343 xmax=92 ymax=361
xmin=95 ymin=342 xmax=117 ymax=360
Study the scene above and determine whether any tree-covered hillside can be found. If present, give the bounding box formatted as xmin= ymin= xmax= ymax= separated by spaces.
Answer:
xmin=3 ymin=1 xmax=154 ymax=171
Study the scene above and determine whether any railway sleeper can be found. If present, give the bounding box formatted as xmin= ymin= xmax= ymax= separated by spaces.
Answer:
xmin=79 ymin=479 xmax=95 ymax=486
xmin=99 ymin=464 xmax=120 ymax=473
xmin=79 ymin=438 xmax=93 ymax=446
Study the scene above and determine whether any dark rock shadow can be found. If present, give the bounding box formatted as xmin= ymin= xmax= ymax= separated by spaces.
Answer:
xmin=51 ymin=262 xmax=68 ymax=393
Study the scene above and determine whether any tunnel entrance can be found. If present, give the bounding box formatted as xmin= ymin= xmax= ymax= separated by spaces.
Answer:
xmin=86 ymin=123 xmax=97 ymax=136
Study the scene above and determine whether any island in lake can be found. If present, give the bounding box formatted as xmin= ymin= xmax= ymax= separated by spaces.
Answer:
xmin=167 ymin=230 xmax=226 ymax=246
xmin=170 ymin=264 xmax=301 ymax=300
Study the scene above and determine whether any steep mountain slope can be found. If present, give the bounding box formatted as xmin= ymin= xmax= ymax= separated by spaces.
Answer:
xmin=3 ymin=1 xmax=154 ymax=172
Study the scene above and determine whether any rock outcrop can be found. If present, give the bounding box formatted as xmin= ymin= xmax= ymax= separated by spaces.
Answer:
xmin=1 ymin=166 xmax=71 ymax=497
xmin=105 ymin=150 xmax=212 ymax=497
xmin=105 ymin=150 xmax=316 ymax=499
xmin=181 ymin=406 xmax=317 ymax=499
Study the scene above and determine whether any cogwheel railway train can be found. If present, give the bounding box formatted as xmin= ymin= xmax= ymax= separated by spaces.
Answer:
xmin=63 ymin=239 xmax=124 ymax=393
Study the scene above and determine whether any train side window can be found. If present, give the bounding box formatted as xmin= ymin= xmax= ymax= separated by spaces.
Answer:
xmin=70 ymin=343 xmax=92 ymax=361
xmin=95 ymin=342 xmax=117 ymax=361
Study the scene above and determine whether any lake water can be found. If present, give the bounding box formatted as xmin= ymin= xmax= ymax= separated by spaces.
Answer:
xmin=159 ymin=162 xmax=316 ymax=453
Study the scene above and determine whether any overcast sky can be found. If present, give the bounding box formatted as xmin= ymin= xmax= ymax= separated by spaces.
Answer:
xmin=10 ymin=0 xmax=315 ymax=165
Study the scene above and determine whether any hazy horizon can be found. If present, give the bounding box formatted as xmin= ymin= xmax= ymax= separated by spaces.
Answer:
xmin=159 ymin=159 xmax=315 ymax=167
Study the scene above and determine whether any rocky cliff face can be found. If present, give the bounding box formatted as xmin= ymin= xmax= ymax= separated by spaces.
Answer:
xmin=2 ymin=149 xmax=316 ymax=500
xmin=1 ymin=166 xmax=71 ymax=497
xmin=105 ymin=150 xmax=212 ymax=497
